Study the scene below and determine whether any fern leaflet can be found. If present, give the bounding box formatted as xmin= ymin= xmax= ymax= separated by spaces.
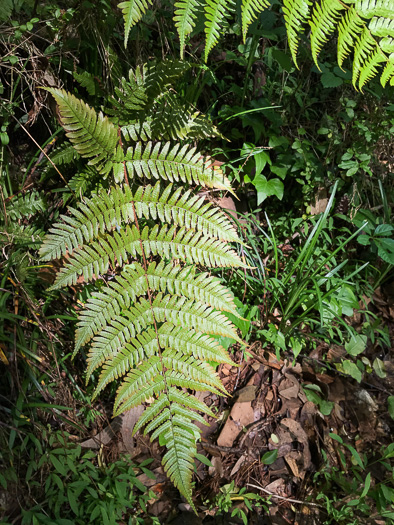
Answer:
xmin=174 ymin=0 xmax=201 ymax=58
xmin=119 ymin=0 xmax=154 ymax=45
xmin=241 ymin=0 xmax=271 ymax=41
xmin=282 ymin=0 xmax=311 ymax=67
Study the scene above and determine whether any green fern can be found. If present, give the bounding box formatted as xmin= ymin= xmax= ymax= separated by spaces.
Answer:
xmin=44 ymin=88 xmax=123 ymax=179
xmin=204 ymin=0 xmax=234 ymax=61
xmin=118 ymin=0 xmax=394 ymax=88
xmin=337 ymin=8 xmax=365 ymax=68
xmin=125 ymin=142 xmax=233 ymax=192
xmin=241 ymin=0 xmax=271 ymax=41
xmin=40 ymin=88 xmax=245 ymax=507
xmin=6 ymin=191 xmax=46 ymax=220
xmin=282 ymin=0 xmax=311 ymax=67
xmin=356 ymin=0 xmax=394 ymax=19
xmin=119 ymin=0 xmax=154 ymax=45
xmin=174 ymin=0 xmax=201 ymax=59
xmin=309 ymin=0 xmax=345 ymax=66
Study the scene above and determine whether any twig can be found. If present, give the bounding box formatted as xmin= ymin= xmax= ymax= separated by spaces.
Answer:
xmin=238 ymin=416 xmax=277 ymax=448
xmin=246 ymin=345 xmax=282 ymax=370
xmin=8 ymin=113 xmax=75 ymax=198
xmin=247 ymin=483 xmax=323 ymax=508
xmin=201 ymin=442 xmax=243 ymax=454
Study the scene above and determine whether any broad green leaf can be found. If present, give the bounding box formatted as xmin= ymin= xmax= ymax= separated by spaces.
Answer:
xmin=342 ymin=360 xmax=362 ymax=383
xmin=253 ymin=175 xmax=284 ymax=204
xmin=345 ymin=334 xmax=367 ymax=356
xmin=388 ymin=396 xmax=394 ymax=419
xmin=195 ymin=453 xmax=213 ymax=468
xmin=360 ymin=472 xmax=371 ymax=499
xmin=373 ymin=357 xmax=386 ymax=378
xmin=321 ymin=72 xmax=343 ymax=88
xmin=261 ymin=449 xmax=278 ymax=465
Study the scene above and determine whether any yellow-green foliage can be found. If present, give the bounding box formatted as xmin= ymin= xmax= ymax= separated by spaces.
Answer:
xmin=119 ymin=0 xmax=394 ymax=89
xmin=40 ymin=88 xmax=245 ymax=507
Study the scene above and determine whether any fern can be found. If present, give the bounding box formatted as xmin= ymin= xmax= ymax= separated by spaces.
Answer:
xmin=174 ymin=0 xmax=201 ymax=59
xmin=44 ymin=88 xmax=122 ymax=179
xmin=6 ymin=191 xmax=46 ymax=220
xmin=356 ymin=0 xmax=394 ymax=19
xmin=381 ymin=60 xmax=394 ymax=87
xmin=118 ymin=0 xmax=394 ymax=88
xmin=40 ymin=88 xmax=246 ymax=507
xmin=279 ymin=0 xmax=312 ymax=66
xmin=309 ymin=0 xmax=345 ymax=66
xmin=337 ymin=8 xmax=365 ymax=68
xmin=119 ymin=0 xmax=154 ymax=45
xmin=125 ymin=142 xmax=233 ymax=192
xmin=204 ymin=0 xmax=234 ymax=61
xmin=241 ymin=0 xmax=271 ymax=41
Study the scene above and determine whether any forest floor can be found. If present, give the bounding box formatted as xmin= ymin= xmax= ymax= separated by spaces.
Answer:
xmin=45 ymin=282 xmax=394 ymax=525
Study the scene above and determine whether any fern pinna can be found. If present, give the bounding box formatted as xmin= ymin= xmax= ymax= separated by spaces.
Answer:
xmin=40 ymin=86 xmax=246 ymax=506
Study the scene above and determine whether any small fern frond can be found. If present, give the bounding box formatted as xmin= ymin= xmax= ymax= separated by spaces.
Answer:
xmin=44 ymin=88 xmax=121 ymax=177
xmin=111 ymin=69 xmax=148 ymax=116
xmin=358 ymin=46 xmax=386 ymax=87
xmin=50 ymin=143 xmax=81 ymax=166
xmin=126 ymin=142 xmax=233 ymax=193
xmin=119 ymin=0 xmax=154 ymax=45
xmin=282 ymin=0 xmax=311 ymax=67
xmin=149 ymin=93 xmax=222 ymax=141
xmin=204 ymin=0 xmax=234 ymax=61
xmin=7 ymin=191 xmax=46 ymax=220
xmin=174 ymin=0 xmax=201 ymax=58
xmin=310 ymin=0 xmax=345 ymax=66
xmin=381 ymin=59 xmax=394 ymax=86
xmin=241 ymin=0 xmax=271 ymax=42
xmin=352 ymin=28 xmax=378 ymax=86
xmin=144 ymin=60 xmax=191 ymax=100
xmin=337 ymin=7 xmax=365 ymax=67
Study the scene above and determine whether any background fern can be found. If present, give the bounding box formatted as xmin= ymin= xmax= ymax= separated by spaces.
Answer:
xmin=40 ymin=87 xmax=246 ymax=507
xmin=119 ymin=0 xmax=394 ymax=89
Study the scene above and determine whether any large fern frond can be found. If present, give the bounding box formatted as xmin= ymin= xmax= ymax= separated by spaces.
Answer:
xmin=41 ymin=87 xmax=245 ymax=507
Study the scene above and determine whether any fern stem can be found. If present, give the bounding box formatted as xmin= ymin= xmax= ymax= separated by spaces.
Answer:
xmin=119 ymin=125 xmax=173 ymax=424
xmin=8 ymin=113 xmax=75 ymax=199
